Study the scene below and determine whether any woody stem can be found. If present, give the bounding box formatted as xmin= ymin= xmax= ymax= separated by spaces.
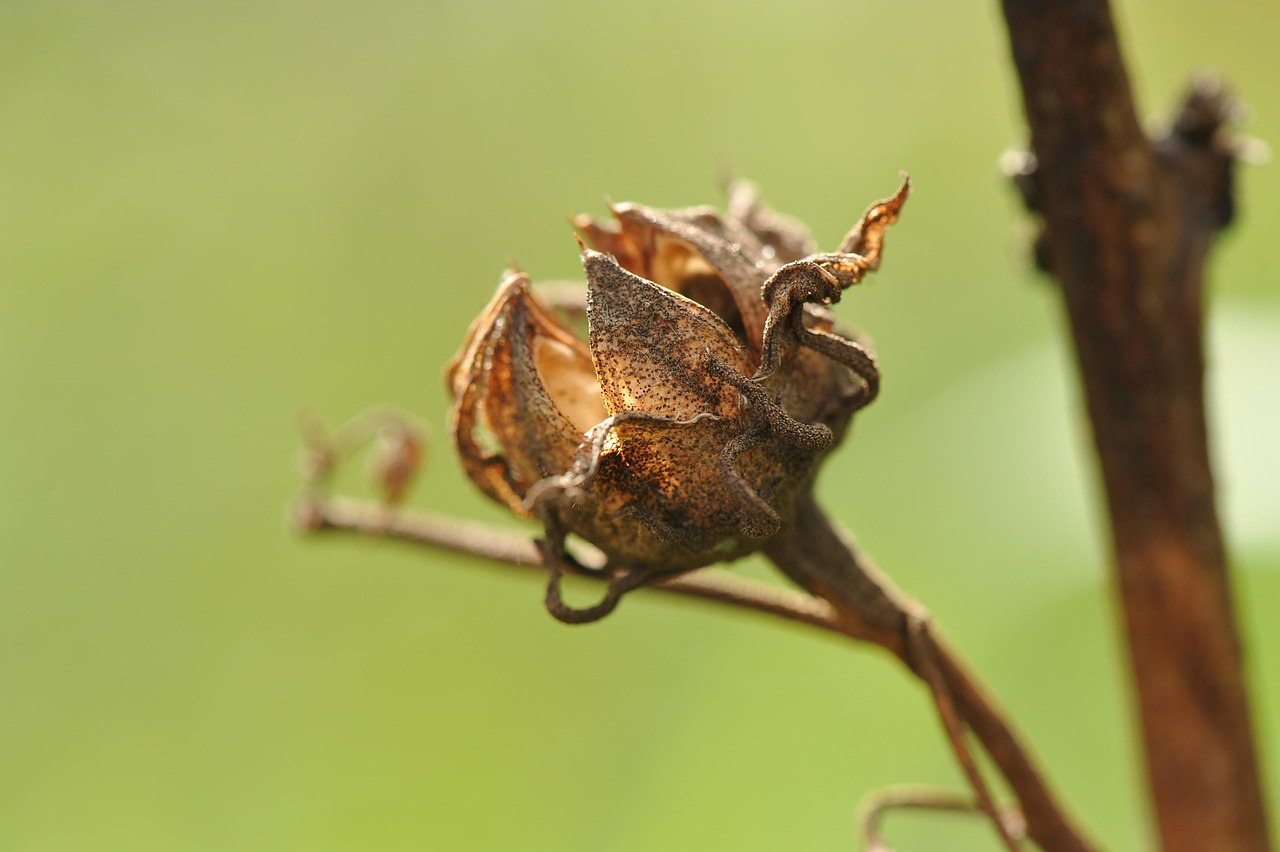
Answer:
xmin=998 ymin=3 xmax=1270 ymax=847
xmin=763 ymin=496 xmax=1095 ymax=852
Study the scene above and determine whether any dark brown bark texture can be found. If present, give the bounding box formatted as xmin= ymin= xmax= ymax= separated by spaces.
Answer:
xmin=999 ymin=1 xmax=1271 ymax=849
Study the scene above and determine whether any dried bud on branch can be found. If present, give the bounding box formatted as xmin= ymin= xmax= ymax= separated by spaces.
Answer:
xmin=447 ymin=179 xmax=909 ymax=622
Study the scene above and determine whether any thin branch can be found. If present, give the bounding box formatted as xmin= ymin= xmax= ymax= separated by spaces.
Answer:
xmin=998 ymin=2 xmax=1270 ymax=848
xmin=765 ymin=497 xmax=1093 ymax=852
xmin=294 ymin=495 xmax=844 ymax=633
xmin=907 ymin=616 xmax=1020 ymax=851
xmin=859 ymin=786 xmax=1026 ymax=852
xmin=295 ymin=494 xmax=1095 ymax=852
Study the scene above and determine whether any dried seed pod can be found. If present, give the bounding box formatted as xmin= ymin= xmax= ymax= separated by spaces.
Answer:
xmin=448 ymin=179 xmax=909 ymax=622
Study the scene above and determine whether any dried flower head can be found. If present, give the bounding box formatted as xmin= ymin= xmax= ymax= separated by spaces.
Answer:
xmin=447 ymin=178 xmax=909 ymax=622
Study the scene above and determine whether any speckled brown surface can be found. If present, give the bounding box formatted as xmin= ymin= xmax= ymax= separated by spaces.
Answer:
xmin=449 ymin=181 xmax=907 ymax=590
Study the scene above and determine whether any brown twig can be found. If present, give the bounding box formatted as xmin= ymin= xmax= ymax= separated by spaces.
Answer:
xmin=294 ymin=495 xmax=844 ymax=632
xmin=906 ymin=614 xmax=1020 ymax=851
xmin=998 ymin=2 xmax=1270 ymax=849
xmin=859 ymin=786 xmax=1026 ymax=852
xmin=765 ymin=496 xmax=1093 ymax=852
xmin=295 ymin=494 xmax=1095 ymax=851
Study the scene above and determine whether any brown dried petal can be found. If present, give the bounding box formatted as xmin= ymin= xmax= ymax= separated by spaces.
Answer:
xmin=554 ymin=407 xmax=821 ymax=571
xmin=572 ymin=217 xmax=642 ymax=273
xmin=447 ymin=280 xmax=526 ymax=513
xmin=579 ymin=204 xmax=771 ymax=355
xmin=584 ymin=250 xmax=751 ymax=420
xmin=549 ymin=414 xmax=745 ymax=570
xmin=582 ymin=415 xmax=746 ymax=567
xmin=448 ymin=272 xmax=604 ymax=514
xmin=617 ymin=204 xmax=772 ymax=347
xmin=838 ymin=178 xmax=911 ymax=262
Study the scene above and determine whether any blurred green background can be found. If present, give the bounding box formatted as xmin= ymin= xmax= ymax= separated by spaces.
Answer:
xmin=2 ymin=0 xmax=1277 ymax=849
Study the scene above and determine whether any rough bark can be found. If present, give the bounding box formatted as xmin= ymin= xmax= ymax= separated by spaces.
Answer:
xmin=998 ymin=1 xmax=1271 ymax=848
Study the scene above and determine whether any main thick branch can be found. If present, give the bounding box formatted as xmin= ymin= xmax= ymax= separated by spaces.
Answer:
xmin=999 ymin=1 xmax=1270 ymax=848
